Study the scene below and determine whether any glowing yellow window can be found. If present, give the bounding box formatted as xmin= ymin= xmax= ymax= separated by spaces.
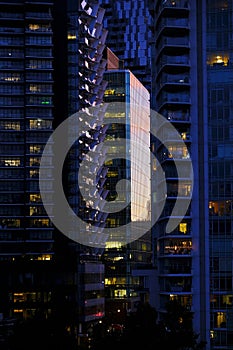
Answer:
xmin=179 ymin=223 xmax=187 ymax=233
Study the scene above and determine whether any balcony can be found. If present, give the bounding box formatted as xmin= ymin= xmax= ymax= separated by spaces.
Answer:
xmin=159 ymin=150 xmax=191 ymax=162
xmin=0 ymin=27 xmax=24 ymax=34
xmin=0 ymin=37 xmax=24 ymax=46
xmin=0 ymin=12 xmax=24 ymax=20
xmin=157 ymin=75 xmax=190 ymax=94
xmin=157 ymin=92 xmax=191 ymax=109
xmin=25 ymin=12 xmax=53 ymax=20
xmin=157 ymin=55 xmax=190 ymax=73
xmin=161 ymin=109 xmax=190 ymax=122
xmin=157 ymin=18 xmax=189 ymax=40
xmin=161 ymin=265 xmax=192 ymax=275
xmin=158 ymin=205 xmax=191 ymax=220
xmin=156 ymin=0 xmax=190 ymax=18
xmin=25 ymin=38 xmax=53 ymax=46
xmin=161 ymin=283 xmax=192 ymax=293
xmin=157 ymin=36 xmax=190 ymax=55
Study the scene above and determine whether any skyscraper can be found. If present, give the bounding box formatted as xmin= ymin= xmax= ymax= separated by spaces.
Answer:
xmin=102 ymin=68 xmax=151 ymax=323
xmin=149 ymin=0 xmax=233 ymax=349
xmin=149 ymin=0 xmax=209 ymax=347
xmin=0 ymin=0 xmax=108 ymax=336
xmin=99 ymin=0 xmax=152 ymax=92
xmin=0 ymin=0 xmax=55 ymax=321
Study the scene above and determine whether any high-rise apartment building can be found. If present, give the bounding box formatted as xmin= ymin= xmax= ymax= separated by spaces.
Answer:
xmin=0 ymin=0 xmax=55 ymax=321
xmin=149 ymin=1 xmax=233 ymax=349
xmin=0 ymin=0 xmax=107 ymax=337
xmin=149 ymin=0 xmax=209 ymax=347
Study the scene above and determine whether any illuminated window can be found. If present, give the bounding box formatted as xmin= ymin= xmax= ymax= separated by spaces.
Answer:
xmin=30 ymin=194 xmax=41 ymax=202
xmin=13 ymin=293 xmax=24 ymax=303
xmin=105 ymin=112 xmax=125 ymax=118
xmin=209 ymin=200 xmax=232 ymax=216
xmin=37 ymin=254 xmax=52 ymax=261
xmin=107 ymin=170 xmax=118 ymax=177
xmin=104 ymin=89 xmax=115 ymax=95
xmin=114 ymin=289 xmax=127 ymax=298
xmin=29 ymin=119 xmax=52 ymax=130
xmin=1 ymin=73 xmax=21 ymax=82
xmin=68 ymin=33 xmax=77 ymax=40
xmin=29 ymin=157 xmax=40 ymax=166
xmin=29 ymin=169 xmax=39 ymax=178
xmin=207 ymin=53 xmax=229 ymax=66
xmin=112 ymin=256 xmax=124 ymax=261
xmin=105 ymin=159 xmax=113 ymax=166
xmin=222 ymin=295 xmax=233 ymax=306
xmin=29 ymin=24 xmax=40 ymax=31
xmin=0 ymin=121 xmax=20 ymax=130
xmin=105 ymin=241 xmax=122 ymax=249
xmin=1 ymin=159 xmax=21 ymax=167
xmin=29 ymin=84 xmax=40 ymax=92
xmin=179 ymin=223 xmax=187 ymax=234
xmin=31 ymin=218 xmax=50 ymax=227
xmin=29 ymin=145 xmax=42 ymax=153
xmin=216 ymin=312 xmax=226 ymax=328
xmin=142 ymin=243 xmax=147 ymax=251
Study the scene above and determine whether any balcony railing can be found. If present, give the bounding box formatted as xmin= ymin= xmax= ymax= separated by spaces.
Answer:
xmin=162 ymin=284 xmax=192 ymax=292
xmin=25 ymin=12 xmax=52 ymax=19
xmin=0 ymin=38 xmax=24 ymax=45
xmin=157 ymin=93 xmax=191 ymax=107
xmin=157 ymin=56 xmax=190 ymax=71
xmin=157 ymin=36 xmax=190 ymax=53
xmin=157 ymin=17 xmax=189 ymax=34
xmin=158 ymin=74 xmax=190 ymax=87
xmin=161 ymin=265 xmax=192 ymax=274
xmin=162 ymin=110 xmax=190 ymax=122
xmin=0 ymin=27 xmax=24 ymax=33
xmin=0 ymin=13 xmax=24 ymax=20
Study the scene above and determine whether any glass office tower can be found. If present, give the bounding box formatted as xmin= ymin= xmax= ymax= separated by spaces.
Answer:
xmin=102 ymin=69 xmax=151 ymax=323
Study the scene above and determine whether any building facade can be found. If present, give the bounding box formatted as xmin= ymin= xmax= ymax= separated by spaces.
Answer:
xmin=150 ymin=0 xmax=233 ymax=349
xmin=99 ymin=0 xmax=152 ymax=92
xmin=0 ymin=0 xmax=55 ymax=321
xmin=149 ymin=0 xmax=210 ymax=347
xmin=102 ymin=69 xmax=152 ymax=323
xmin=0 ymin=0 xmax=108 ymax=337
xmin=207 ymin=0 xmax=233 ymax=348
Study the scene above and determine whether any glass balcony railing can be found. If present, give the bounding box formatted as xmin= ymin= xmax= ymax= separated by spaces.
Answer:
xmin=157 ymin=36 xmax=190 ymax=53
xmin=161 ymin=265 xmax=192 ymax=274
xmin=157 ymin=18 xmax=189 ymax=33
xmin=161 ymin=109 xmax=190 ymax=122
xmin=158 ymin=74 xmax=190 ymax=87
xmin=157 ymin=93 xmax=191 ymax=107
xmin=157 ymin=56 xmax=190 ymax=71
